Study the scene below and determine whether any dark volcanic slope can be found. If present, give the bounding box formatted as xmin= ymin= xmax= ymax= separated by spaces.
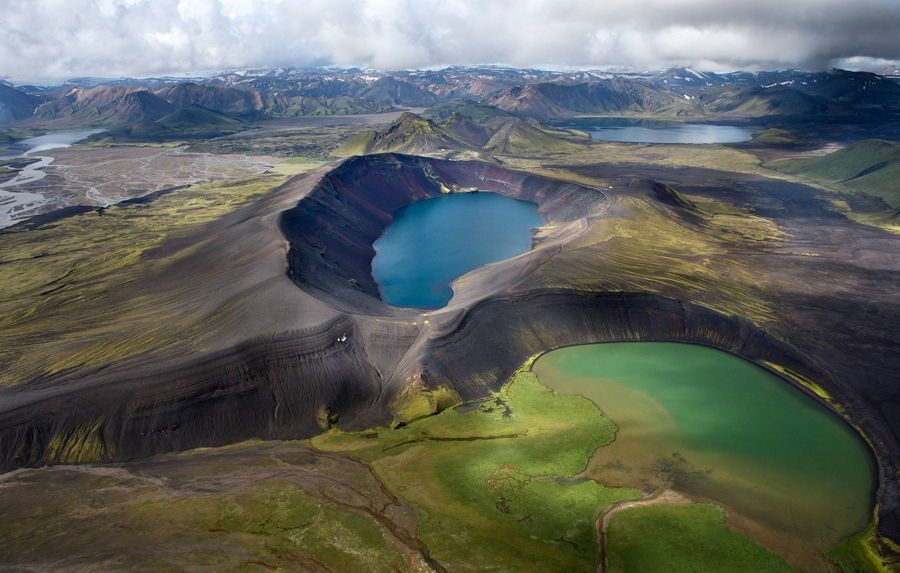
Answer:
xmin=0 ymin=153 xmax=898 ymax=545
xmin=1 ymin=317 xmax=383 ymax=466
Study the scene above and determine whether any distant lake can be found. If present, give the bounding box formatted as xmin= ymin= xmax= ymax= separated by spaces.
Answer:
xmin=555 ymin=118 xmax=752 ymax=144
xmin=372 ymin=193 xmax=544 ymax=308
xmin=15 ymin=129 xmax=104 ymax=155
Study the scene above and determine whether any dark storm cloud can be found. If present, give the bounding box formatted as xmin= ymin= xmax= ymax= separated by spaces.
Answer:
xmin=1 ymin=0 xmax=899 ymax=82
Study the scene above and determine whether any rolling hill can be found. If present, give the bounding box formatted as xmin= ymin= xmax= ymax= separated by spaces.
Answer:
xmin=29 ymin=82 xmax=397 ymax=129
xmin=31 ymin=86 xmax=177 ymax=127
xmin=337 ymin=112 xmax=470 ymax=155
xmin=771 ymin=140 xmax=900 ymax=210
xmin=91 ymin=105 xmax=246 ymax=142
xmin=262 ymin=94 xmax=394 ymax=117
xmin=705 ymin=86 xmax=836 ymax=117
xmin=156 ymin=83 xmax=395 ymax=118
xmin=355 ymin=77 xmax=438 ymax=106
xmin=154 ymin=83 xmax=264 ymax=119
xmin=798 ymin=69 xmax=900 ymax=109
xmin=336 ymin=110 xmax=587 ymax=156
xmin=439 ymin=113 xmax=493 ymax=147
xmin=422 ymin=99 xmax=512 ymax=122
xmin=480 ymin=116 xmax=587 ymax=154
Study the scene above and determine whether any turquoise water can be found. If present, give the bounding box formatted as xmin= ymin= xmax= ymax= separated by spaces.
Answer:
xmin=372 ymin=192 xmax=544 ymax=308
xmin=556 ymin=118 xmax=752 ymax=143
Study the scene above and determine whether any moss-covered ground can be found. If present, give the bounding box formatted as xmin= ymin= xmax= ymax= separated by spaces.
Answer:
xmin=825 ymin=522 xmax=898 ymax=573
xmin=526 ymin=194 xmax=781 ymax=324
xmin=768 ymin=140 xmax=900 ymax=210
xmin=315 ymin=371 xmax=640 ymax=571
xmin=189 ymin=123 xmax=369 ymax=159
xmin=0 ymin=362 xmax=883 ymax=572
xmin=312 ymin=368 xmax=822 ymax=572
xmin=605 ymin=504 xmax=795 ymax=573
xmin=0 ymin=373 xmax=642 ymax=571
xmin=0 ymin=162 xmax=318 ymax=386
xmin=0 ymin=443 xmax=430 ymax=572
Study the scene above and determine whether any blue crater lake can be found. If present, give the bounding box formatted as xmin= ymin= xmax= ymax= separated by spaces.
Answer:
xmin=372 ymin=192 xmax=545 ymax=309
xmin=556 ymin=118 xmax=752 ymax=144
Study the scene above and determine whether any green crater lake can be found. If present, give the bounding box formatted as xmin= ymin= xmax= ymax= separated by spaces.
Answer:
xmin=533 ymin=343 xmax=875 ymax=563
xmin=372 ymin=192 xmax=544 ymax=308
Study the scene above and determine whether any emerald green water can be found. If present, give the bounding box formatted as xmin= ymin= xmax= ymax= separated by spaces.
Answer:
xmin=533 ymin=343 xmax=875 ymax=558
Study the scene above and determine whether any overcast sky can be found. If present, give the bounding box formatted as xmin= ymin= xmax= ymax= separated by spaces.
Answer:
xmin=2 ymin=0 xmax=900 ymax=83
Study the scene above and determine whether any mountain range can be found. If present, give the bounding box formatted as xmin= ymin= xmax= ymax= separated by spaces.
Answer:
xmin=1 ymin=67 xmax=898 ymax=139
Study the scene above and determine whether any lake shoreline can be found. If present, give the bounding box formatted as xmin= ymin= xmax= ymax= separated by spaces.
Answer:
xmin=552 ymin=117 xmax=753 ymax=143
xmin=531 ymin=341 xmax=876 ymax=571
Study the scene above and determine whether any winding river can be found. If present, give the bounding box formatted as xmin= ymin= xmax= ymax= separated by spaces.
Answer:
xmin=0 ymin=129 xmax=102 ymax=228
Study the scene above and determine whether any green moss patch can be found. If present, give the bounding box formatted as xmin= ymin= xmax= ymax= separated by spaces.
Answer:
xmin=316 ymin=371 xmax=640 ymax=571
xmin=606 ymin=504 xmax=796 ymax=573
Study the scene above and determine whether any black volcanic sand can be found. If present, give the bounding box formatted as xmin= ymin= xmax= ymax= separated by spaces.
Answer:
xmin=0 ymin=153 xmax=898 ymax=550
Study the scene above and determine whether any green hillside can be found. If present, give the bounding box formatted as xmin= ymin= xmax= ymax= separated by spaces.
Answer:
xmin=267 ymin=95 xmax=395 ymax=117
xmin=335 ymin=112 xmax=470 ymax=156
xmin=481 ymin=117 xmax=587 ymax=154
xmin=336 ymin=111 xmax=587 ymax=157
xmin=92 ymin=105 xmax=246 ymax=142
xmin=772 ymin=140 xmax=900 ymax=209
xmin=423 ymin=99 xmax=511 ymax=122
xmin=708 ymin=86 xmax=834 ymax=117
xmin=750 ymin=128 xmax=802 ymax=146
xmin=155 ymin=106 xmax=245 ymax=131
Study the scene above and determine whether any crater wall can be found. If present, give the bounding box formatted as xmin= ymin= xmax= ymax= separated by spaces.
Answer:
xmin=280 ymin=153 xmax=607 ymax=312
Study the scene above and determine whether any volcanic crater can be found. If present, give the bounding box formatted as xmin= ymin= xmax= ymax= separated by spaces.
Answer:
xmin=0 ymin=153 xmax=897 ymax=542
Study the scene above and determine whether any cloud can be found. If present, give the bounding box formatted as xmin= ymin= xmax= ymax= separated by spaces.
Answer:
xmin=1 ymin=0 xmax=899 ymax=82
